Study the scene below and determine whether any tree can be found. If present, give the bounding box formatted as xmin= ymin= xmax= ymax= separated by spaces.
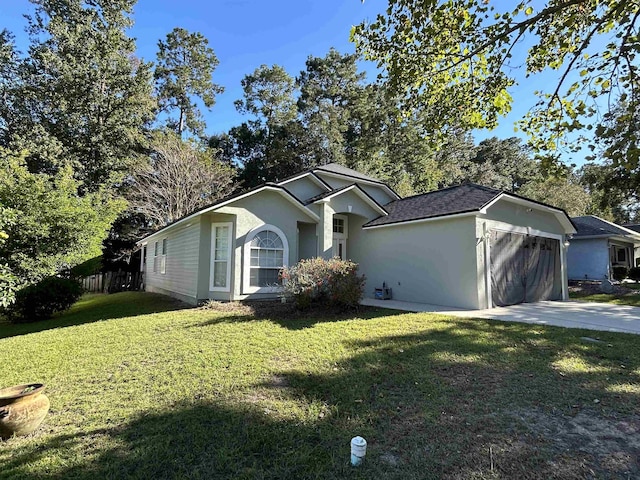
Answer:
xmin=519 ymin=176 xmax=592 ymax=217
xmin=579 ymin=161 xmax=639 ymax=222
xmin=298 ymin=48 xmax=367 ymax=165
xmin=352 ymin=1 xmax=640 ymax=166
xmin=9 ymin=0 xmax=156 ymax=191
xmin=127 ymin=131 xmax=236 ymax=228
xmin=235 ymin=64 xmax=298 ymax=131
xmin=155 ymin=28 xmax=223 ymax=137
xmin=0 ymin=30 xmax=20 ymax=145
xmin=467 ymin=137 xmax=539 ymax=192
xmin=0 ymin=148 xmax=123 ymax=287
xmin=225 ymin=65 xmax=311 ymax=187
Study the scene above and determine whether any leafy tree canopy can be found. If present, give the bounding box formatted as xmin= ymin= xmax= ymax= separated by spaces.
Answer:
xmin=155 ymin=27 xmax=224 ymax=137
xmin=353 ymin=0 xmax=640 ymax=167
xmin=0 ymin=148 xmax=124 ymax=286
xmin=9 ymin=0 xmax=157 ymax=190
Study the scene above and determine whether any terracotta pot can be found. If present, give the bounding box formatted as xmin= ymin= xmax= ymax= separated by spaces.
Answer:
xmin=0 ymin=383 xmax=50 ymax=439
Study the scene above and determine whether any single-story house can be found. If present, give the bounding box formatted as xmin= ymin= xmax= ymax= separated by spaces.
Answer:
xmin=136 ymin=163 xmax=576 ymax=309
xmin=567 ymin=215 xmax=640 ymax=280
xmin=623 ymin=223 xmax=640 ymax=266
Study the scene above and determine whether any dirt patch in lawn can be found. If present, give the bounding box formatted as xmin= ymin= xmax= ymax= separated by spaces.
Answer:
xmin=569 ymin=280 xmax=640 ymax=297
xmin=510 ymin=408 xmax=640 ymax=478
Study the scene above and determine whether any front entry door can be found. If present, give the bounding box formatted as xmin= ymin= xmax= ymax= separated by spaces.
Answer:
xmin=332 ymin=238 xmax=346 ymax=260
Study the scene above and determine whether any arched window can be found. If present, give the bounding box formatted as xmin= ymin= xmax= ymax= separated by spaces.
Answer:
xmin=243 ymin=225 xmax=289 ymax=293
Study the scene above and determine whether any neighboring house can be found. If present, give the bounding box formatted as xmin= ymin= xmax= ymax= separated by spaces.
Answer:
xmin=136 ymin=163 xmax=576 ymax=309
xmin=623 ymin=224 xmax=640 ymax=266
xmin=567 ymin=216 xmax=640 ymax=280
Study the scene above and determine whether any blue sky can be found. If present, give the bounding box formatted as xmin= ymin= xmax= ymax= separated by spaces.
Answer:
xmin=0 ymin=0 xmax=588 ymax=165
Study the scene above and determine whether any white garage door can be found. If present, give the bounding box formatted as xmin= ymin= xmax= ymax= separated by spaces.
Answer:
xmin=490 ymin=230 xmax=562 ymax=307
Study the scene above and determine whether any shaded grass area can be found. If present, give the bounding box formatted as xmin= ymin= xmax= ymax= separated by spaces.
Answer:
xmin=0 ymin=292 xmax=186 ymax=339
xmin=2 ymin=293 xmax=640 ymax=479
xmin=570 ymin=290 xmax=640 ymax=307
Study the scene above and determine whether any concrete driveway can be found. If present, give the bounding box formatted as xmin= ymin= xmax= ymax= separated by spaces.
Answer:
xmin=361 ymin=298 xmax=640 ymax=335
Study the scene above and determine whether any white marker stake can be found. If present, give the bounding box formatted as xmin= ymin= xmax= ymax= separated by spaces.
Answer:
xmin=350 ymin=436 xmax=367 ymax=466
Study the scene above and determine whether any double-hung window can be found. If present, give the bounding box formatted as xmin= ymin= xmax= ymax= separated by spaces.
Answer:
xmin=153 ymin=241 xmax=159 ymax=273
xmin=160 ymin=238 xmax=167 ymax=274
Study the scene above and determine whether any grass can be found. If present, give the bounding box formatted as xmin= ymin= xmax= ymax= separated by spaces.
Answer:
xmin=1 ymin=293 xmax=640 ymax=479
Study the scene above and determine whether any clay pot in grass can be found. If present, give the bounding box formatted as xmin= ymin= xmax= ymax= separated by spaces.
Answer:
xmin=0 ymin=383 xmax=50 ymax=439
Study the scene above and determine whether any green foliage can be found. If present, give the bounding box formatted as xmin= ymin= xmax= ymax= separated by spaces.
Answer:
xmin=628 ymin=267 xmax=640 ymax=283
xmin=467 ymin=137 xmax=540 ymax=192
xmin=353 ymin=1 xmax=640 ymax=167
xmin=0 ymin=148 xmax=124 ymax=285
xmin=155 ymin=27 xmax=223 ymax=137
xmin=612 ymin=266 xmax=629 ymax=282
xmin=69 ymin=256 xmax=103 ymax=278
xmin=298 ymin=48 xmax=367 ymax=166
xmin=6 ymin=276 xmax=83 ymax=323
xmin=519 ymin=176 xmax=592 ymax=217
xmin=6 ymin=0 xmax=156 ymax=190
xmin=235 ymin=64 xmax=297 ymax=129
xmin=0 ymin=262 xmax=18 ymax=308
xmin=280 ymin=257 xmax=366 ymax=310
xmin=223 ymin=50 xmax=445 ymax=195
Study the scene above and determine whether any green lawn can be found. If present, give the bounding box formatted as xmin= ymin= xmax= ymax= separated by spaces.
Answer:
xmin=570 ymin=289 xmax=640 ymax=306
xmin=2 ymin=293 xmax=640 ymax=479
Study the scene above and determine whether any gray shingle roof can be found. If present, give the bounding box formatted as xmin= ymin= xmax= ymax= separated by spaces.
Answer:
xmin=304 ymin=184 xmax=353 ymax=205
xmin=364 ymin=183 xmax=501 ymax=228
xmin=623 ymin=224 xmax=640 ymax=234
xmin=314 ymin=163 xmax=382 ymax=183
xmin=572 ymin=216 xmax=636 ymax=237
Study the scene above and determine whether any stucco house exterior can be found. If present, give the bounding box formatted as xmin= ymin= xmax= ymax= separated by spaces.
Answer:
xmin=567 ymin=216 xmax=640 ymax=280
xmin=137 ymin=163 xmax=576 ymax=309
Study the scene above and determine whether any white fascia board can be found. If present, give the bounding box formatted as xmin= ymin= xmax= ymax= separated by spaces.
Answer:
xmin=363 ymin=211 xmax=477 ymax=230
xmin=609 ymin=235 xmax=640 ymax=246
xmin=314 ymin=185 xmax=388 ymax=216
xmin=137 ymin=186 xmax=319 ymax=245
xmin=276 ymin=172 xmax=331 ymax=191
xmin=313 ymin=170 xmax=401 ymax=200
xmin=481 ymin=193 xmax=577 ymax=234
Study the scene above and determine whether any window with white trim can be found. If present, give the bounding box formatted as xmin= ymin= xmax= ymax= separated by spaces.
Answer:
xmin=210 ymin=223 xmax=232 ymax=291
xmin=243 ymin=225 xmax=288 ymax=293
xmin=160 ymin=238 xmax=167 ymax=274
xmin=153 ymin=241 xmax=159 ymax=273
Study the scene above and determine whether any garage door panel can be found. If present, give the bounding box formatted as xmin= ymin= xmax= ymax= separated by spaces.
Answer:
xmin=490 ymin=231 xmax=561 ymax=307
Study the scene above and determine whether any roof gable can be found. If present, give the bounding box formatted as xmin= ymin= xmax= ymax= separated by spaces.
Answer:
xmin=137 ymin=184 xmax=319 ymax=244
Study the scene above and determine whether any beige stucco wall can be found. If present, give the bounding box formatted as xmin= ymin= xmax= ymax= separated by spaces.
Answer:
xmin=350 ymin=215 xmax=481 ymax=309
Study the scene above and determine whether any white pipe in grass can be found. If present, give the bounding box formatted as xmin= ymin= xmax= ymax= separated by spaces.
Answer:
xmin=350 ymin=436 xmax=367 ymax=466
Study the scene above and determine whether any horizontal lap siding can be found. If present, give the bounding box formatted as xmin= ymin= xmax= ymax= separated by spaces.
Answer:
xmin=145 ymin=221 xmax=201 ymax=298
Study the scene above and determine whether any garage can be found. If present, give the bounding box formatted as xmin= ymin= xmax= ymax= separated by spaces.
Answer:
xmin=490 ymin=230 xmax=562 ymax=306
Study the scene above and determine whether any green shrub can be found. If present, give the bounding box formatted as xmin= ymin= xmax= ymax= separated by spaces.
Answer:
xmin=7 ymin=276 xmax=83 ymax=323
xmin=280 ymin=257 xmax=365 ymax=310
xmin=628 ymin=267 xmax=640 ymax=283
xmin=612 ymin=266 xmax=629 ymax=282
